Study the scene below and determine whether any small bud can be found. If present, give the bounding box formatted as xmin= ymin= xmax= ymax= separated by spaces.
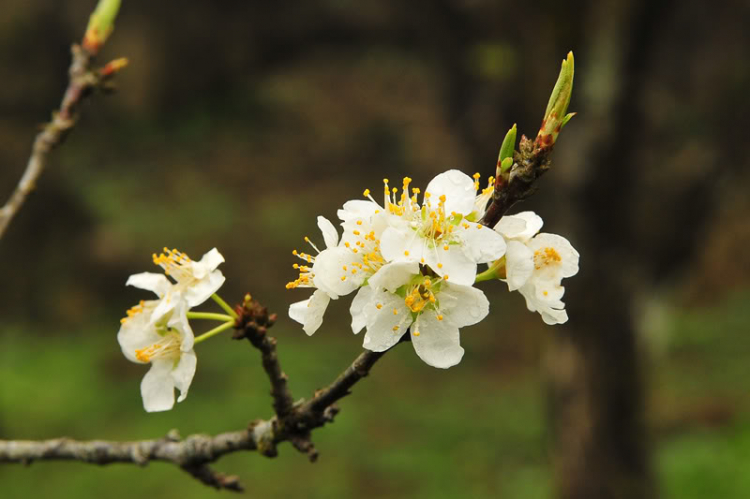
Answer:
xmin=99 ymin=57 xmax=128 ymax=78
xmin=496 ymin=124 xmax=517 ymax=178
xmin=82 ymin=0 xmax=122 ymax=54
xmin=537 ymin=51 xmax=575 ymax=147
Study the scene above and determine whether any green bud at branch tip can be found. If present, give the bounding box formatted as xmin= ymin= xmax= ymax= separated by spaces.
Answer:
xmin=538 ymin=51 xmax=575 ymax=147
xmin=495 ymin=124 xmax=517 ymax=179
xmin=83 ymin=0 xmax=122 ymax=54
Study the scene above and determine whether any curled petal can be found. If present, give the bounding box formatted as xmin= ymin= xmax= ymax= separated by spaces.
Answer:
xmin=317 ymin=216 xmax=339 ymax=249
xmin=126 ymin=272 xmax=172 ymax=298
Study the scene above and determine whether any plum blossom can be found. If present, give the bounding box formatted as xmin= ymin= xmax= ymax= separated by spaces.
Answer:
xmin=287 ymin=216 xmax=366 ymax=335
xmin=494 ymin=212 xmax=579 ymax=324
xmin=117 ymin=248 xmax=226 ymax=411
xmin=356 ymin=261 xmax=489 ymax=369
xmin=117 ymin=274 xmax=196 ymax=412
xmin=378 ymin=170 xmax=507 ymax=285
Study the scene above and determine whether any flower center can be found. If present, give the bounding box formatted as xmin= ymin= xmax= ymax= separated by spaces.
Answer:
xmin=404 ymin=278 xmax=438 ymax=313
xmin=534 ymin=247 xmax=562 ymax=269
xmin=134 ymin=332 xmax=181 ymax=363
xmin=153 ymin=247 xmax=193 ymax=280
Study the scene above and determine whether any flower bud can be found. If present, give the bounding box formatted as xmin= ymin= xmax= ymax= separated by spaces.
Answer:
xmin=537 ymin=51 xmax=575 ymax=147
xmin=82 ymin=0 xmax=122 ymax=54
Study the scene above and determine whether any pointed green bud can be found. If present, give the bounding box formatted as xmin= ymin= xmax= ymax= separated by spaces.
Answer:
xmin=83 ymin=0 xmax=122 ymax=54
xmin=538 ymin=51 xmax=575 ymax=147
xmin=495 ymin=124 xmax=517 ymax=179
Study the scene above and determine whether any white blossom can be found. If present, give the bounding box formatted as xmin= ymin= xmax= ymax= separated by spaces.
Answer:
xmin=287 ymin=216 xmax=348 ymax=335
xmin=357 ymin=261 xmax=489 ymax=369
xmin=378 ymin=170 xmax=507 ymax=286
xmin=494 ymin=212 xmax=579 ymax=324
xmin=117 ymin=275 xmax=196 ymax=412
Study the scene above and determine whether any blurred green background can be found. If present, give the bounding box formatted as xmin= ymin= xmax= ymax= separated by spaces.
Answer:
xmin=2 ymin=1 xmax=750 ymax=498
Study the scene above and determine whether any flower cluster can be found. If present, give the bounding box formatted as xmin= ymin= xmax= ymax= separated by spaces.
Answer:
xmin=117 ymin=248 xmax=225 ymax=412
xmin=492 ymin=212 xmax=579 ymax=324
xmin=288 ymin=170 xmax=502 ymax=368
xmin=287 ymin=170 xmax=580 ymax=367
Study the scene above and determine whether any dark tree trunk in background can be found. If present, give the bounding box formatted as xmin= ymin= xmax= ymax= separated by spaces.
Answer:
xmin=544 ymin=0 xmax=673 ymax=497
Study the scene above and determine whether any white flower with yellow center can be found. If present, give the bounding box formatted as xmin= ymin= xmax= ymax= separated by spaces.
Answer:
xmin=379 ymin=170 xmax=507 ymax=286
xmin=117 ymin=274 xmax=196 ymax=412
xmin=287 ymin=216 xmax=352 ymax=335
xmin=357 ymin=261 xmax=489 ymax=369
xmin=494 ymin=212 xmax=579 ymax=325
xmin=148 ymin=247 xmax=226 ymax=321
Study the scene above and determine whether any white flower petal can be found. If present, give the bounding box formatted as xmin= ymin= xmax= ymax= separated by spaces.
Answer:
xmin=380 ymin=226 xmax=424 ymax=263
xmin=458 ymin=222 xmax=507 ymax=263
xmin=411 ymin=313 xmax=464 ymax=369
xmin=317 ymin=216 xmax=339 ymax=249
xmin=183 ymin=270 xmax=226 ymax=308
xmin=141 ymin=359 xmax=177 ymax=412
xmin=504 ymin=240 xmax=534 ymax=291
xmin=117 ymin=303 xmax=161 ymax=364
xmin=288 ymin=289 xmax=331 ymax=336
xmin=426 ymin=244 xmax=476 ymax=286
xmin=172 ymin=350 xmax=197 ymax=403
xmin=540 ymin=307 xmax=569 ymax=325
xmin=312 ymin=247 xmax=360 ymax=297
xmin=167 ymin=300 xmax=195 ymax=352
xmin=350 ymin=286 xmax=374 ymax=334
xmin=194 ymin=248 xmax=225 ymax=278
xmin=126 ymin=272 xmax=172 ymax=298
xmin=437 ymin=282 xmax=490 ymax=328
xmin=494 ymin=211 xmax=543 ymax=242
xmin=368 ymin=261 xmax=419 ymax=293
xmin=337 ymin=200 xmax=380 ymax=222
xmin=424 ymin=169 xmax=476 ymax=216
xmin=362 ymin=291 xmax=411 ymax=351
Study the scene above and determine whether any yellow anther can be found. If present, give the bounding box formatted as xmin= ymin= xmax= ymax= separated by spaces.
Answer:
xmin=404 ymin=250 xmax=410 ymax=256
xmin=420 ymin=258 xmax=425 ymax=263
xmin=393 ymin=326 xmax=400 ymax=332
xmin=353 ymin=230 xmax=360 ymax=235
xmin=437 ymin=315 xmax=444 ymax=321
xmin=439 ymin=194 xmax=447 ymax=203
xmin=444 ymin=275 xmax=449 ymax=280
xmin=393 ymin=308 xmax=399 ymax=315
xmin=341 ymin=276 xmax=346 ymax=281
xmin=413 ymin=331 xmax=421 ymax=337
xmin=376 ymin=303 xmax=383 ymax=310
xmin=363 ymin=189 xmax=371 ymax=197
xmin=437 ymin=263 xmax=443 ymax=269
xmin=342 ymin=265 xmax=347 ymax=271
xmin=356 ymin=220 xmax=363 ymax=226
xmin=473 ymin=172 xmax=481 ymax=179
xmin=443 ymin=245 xmax=449 ymax=251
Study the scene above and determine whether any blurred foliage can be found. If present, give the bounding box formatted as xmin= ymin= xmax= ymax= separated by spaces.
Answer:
xmin=1 ymin=0 xmax=749 ymax=497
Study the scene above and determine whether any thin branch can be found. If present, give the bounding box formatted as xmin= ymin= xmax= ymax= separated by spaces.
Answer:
xmin=232 ymin=296 xmax=295 ymax=419
xmin=0 ymin=44 xmax=126 ymax=240
xmin=0 ymin=334 xmax=387 ymax=491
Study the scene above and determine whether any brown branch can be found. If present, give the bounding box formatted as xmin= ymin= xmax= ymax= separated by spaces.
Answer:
xmin=232 ymin=296 xmax=295 ymax=419
xmin=0 ymin=297 xmax=388 ymax=492
xmin=479 ymin=135 xmax=555 ymax=228
xmin=0 ymin=43 xmax=126 ymax=241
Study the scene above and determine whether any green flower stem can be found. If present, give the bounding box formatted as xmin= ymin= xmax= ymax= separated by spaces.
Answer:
xmin=186 ymin=312 xmax=234 ymax=322
xmin=194 ymin=321 xmax=235 ymax=345
xmin=211 ymin=293 xmax=238 ymax=319
xmin=475 ymin=267 xmax=500 ymax=283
